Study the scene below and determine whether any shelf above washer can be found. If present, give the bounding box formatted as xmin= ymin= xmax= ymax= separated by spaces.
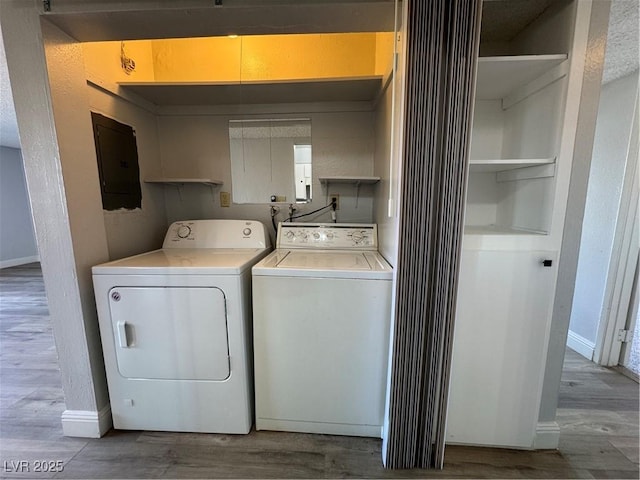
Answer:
xmin=119 ymin=77 xmax=384 ymax=106
xmin=319 ymin=176 xmax=381 ymax=186
xmin=145 ymin=178 xmax=223 ymax=186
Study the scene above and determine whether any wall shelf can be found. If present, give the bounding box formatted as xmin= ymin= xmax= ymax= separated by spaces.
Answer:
xmin=319 ymin=176 xmax=380 ymax=186
xmin=120 ymin=77 xmax=383 ymax=106
xmin=145 ymin=178 xmax=223 ymax=186
xmin=319 ymin=176 xmax=380 ymax=208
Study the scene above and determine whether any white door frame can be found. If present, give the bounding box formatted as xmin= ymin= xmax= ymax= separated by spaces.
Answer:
xmin=594 ymin=82 xmax=639 ymax=366
xmin=621 ymin=256 xmax=639 ymax=370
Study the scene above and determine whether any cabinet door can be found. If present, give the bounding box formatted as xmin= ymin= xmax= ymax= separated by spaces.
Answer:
xmin=446 ymin=250 xmax=557 ymax=448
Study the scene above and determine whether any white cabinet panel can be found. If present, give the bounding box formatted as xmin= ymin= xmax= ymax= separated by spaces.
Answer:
xmin=447 ymin=250 xmax=557 ymax=448
xmin=108 ymin=286 xmax=229 ymax=381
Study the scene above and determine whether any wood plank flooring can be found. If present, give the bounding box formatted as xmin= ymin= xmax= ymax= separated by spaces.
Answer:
xmin=1 ymin=263 xmax=638 ymax=479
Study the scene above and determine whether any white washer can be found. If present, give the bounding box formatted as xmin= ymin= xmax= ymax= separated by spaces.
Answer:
xmin=92 ymin=219 xmax=271 ymax=433
xmin=252 ymin=222 xmax=393 ymax=438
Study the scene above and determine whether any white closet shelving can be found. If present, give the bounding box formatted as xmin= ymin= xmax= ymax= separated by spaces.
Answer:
xmin=448 ymin=0 xmax=586 ymax=451
xmin=468 ymin=158 xmax=555 ymax=173
xmin=475 ymin=54 xmax=567 ymax=100
xmin=465 ymin=53 xmax=568 ymax=236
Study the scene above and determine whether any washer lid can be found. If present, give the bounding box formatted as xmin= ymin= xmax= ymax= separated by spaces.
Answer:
xmin=252 ymin=250 xmax=393 ymax=279
xmin=277 ymin=251 xmax=372 ymax=270
xmin=92 ymin=248 xmax=270 ymax=275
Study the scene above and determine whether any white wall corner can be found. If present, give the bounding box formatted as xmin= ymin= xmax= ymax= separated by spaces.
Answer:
xmin=534 ymin=421 xmax=560 ymax=449
xmin=566 ymin=330 xmax=595 ymax=360
xmin=61 ymin=405 xmax=112 ymax=438
xmin=0 ymin=255 xmax=40 ymax=270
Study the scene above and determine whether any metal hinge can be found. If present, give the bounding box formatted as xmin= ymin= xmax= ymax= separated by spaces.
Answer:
xmin=43 ymin=0 xmax=51 ymax=12
xmin=617 ymin=329 xmax=633 ymax=343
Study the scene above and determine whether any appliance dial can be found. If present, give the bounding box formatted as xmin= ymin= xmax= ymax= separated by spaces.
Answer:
xmin=326 ymin=232 xmax=334 ymax=239
xmin=299 ymin=232 xmax=308 ymax=240
xmin=177 ymin=225 xmax=191 ymax=238
xmin=243 ymin=227 xmax=252 ymax=236
xmin=351 ymin=231 xmax=364 ymax=243
xmin=285 ymin=230 xmax=295 ymax=239
xmin=313 ymin=232 xmax=320 ymax=239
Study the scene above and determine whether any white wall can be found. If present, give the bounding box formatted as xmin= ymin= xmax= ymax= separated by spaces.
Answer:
xmin=569 ymin=71 xmax=639 ymax=355
xmin=0 ymin=146 xmax=39 ymax=268
xmin=85 ymin=84 xmax=168 ymax=260
xmin=373 ymin=79 xmax=397 ymax=264
xmin=156 ymin=109 xmax=375 ymax=242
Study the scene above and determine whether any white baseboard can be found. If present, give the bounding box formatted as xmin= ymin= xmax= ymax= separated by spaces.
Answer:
xmin=566 ymin=330 xmax=595 ymax=360
xmin=534 ymin=421 xmax=560 ymax=449
xmin=0 ymin=255 xmax=39 ymax=269
xmin=61 ymin=405 xmax=112 ymax=438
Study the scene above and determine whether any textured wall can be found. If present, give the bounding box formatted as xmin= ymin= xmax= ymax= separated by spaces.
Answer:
xmin=86 ymin=84 xmax=169 ymax=260
xmin=1 ymin=2 xmax=112 ymax=427
xmin=0 ymin=146 xmax=38 ymax=265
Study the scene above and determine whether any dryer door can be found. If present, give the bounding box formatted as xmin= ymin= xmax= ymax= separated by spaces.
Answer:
xmin=108 ymin=286 xmax=229 ymax=381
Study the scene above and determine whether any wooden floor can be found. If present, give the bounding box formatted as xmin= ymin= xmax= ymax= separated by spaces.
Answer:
xmin=0 ymin=263 xmax=638 ymax=479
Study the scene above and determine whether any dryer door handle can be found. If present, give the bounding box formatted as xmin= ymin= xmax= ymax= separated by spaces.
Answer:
xmin=117 ymin=321 xmax=130 ymax=348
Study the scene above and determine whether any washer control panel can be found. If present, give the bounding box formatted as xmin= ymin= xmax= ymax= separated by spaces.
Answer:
xmin=277 ymin=223 xmax=378 ymax=250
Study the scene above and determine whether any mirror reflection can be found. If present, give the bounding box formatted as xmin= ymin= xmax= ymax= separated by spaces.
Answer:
xmin=229 ymin=119 xmax=312 ymax=204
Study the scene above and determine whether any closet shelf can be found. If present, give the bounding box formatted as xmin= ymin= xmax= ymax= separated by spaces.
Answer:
xmin=145 ymin=178 xmax=223 ymax=186
xmin=469 ymin=158 xmax=556 ymax=173
xmin=476 ymin=54 xmax=567 ymax=100
xmin=319 ymin=176 xmax=380 ymax=186
xmin=464 ymin=225 xmax=548 ymax=236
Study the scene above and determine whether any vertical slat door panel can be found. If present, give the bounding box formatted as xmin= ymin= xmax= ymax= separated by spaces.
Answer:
xmin=385 ymin=0 xmax=481 ymax=469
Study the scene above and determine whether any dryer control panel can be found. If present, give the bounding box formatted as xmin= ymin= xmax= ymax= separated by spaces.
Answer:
xmin=277 ymin=223 xmax=378 ymax=250
xmin=163 ymin=220 xmax=270 ymax=249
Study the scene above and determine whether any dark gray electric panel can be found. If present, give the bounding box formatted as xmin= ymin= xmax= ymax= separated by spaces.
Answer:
xmin=91 ymin=112 xmax=142 ymax=210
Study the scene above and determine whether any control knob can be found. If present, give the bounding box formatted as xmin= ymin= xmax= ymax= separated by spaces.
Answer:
xmin=285 ymin=230 xmax=295 ymax=239
xmin=313 ymin=232 xmax=320 ymax=239
xmin=351 ymin=230 xmax=365 ymax=243
xmin=243 ymin=227 xmax=252 ymax=236
xmin=177 ymin=225 xmax=191 ymax=239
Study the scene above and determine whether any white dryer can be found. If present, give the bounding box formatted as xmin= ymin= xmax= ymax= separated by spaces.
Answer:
xmin=92 ymin=219 xmax=270 ymax=433
xmin=252 ymin=223 xmax=393 ymax=438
